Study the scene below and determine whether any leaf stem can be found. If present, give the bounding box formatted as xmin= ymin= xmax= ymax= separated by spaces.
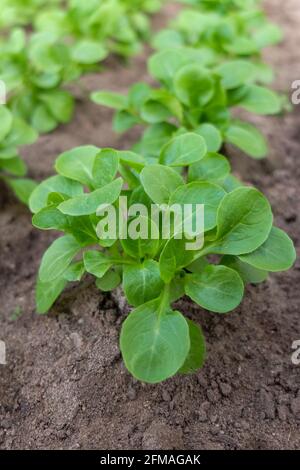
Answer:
xmin=158 ymin=283 xmax=170 ymax=317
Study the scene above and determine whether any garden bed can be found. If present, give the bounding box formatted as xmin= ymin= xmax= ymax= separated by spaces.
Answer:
xmin=0 ymin=0 xmax=299 ymax=450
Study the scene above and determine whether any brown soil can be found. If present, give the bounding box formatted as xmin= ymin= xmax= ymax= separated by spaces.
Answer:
xmin=0 ymin=1 xmax=299 ymax=450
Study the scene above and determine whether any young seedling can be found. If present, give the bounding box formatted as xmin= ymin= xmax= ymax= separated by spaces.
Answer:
xmin=30 ymin=139 xmax=296 ymax=383
xmin=0 ymin=105 xmax=38 ymax=204
xmin=155 ymin=0 xmax=282 ymax=61
xmin=92 ymin=46 xmax=282 ymax=160
xmin=0 ymin=0 xmax=164 ymax=203
xmin=92 ymin=0 xmax=287 ymax=160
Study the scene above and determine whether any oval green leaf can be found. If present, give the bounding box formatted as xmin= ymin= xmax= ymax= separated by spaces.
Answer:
xmin=159 ymin=132 xmax=207 ymax=167
xmin=120 ymin=301 xmax=190 ymax=383
xmin=185 ymin=265 xmax=244 ymax=313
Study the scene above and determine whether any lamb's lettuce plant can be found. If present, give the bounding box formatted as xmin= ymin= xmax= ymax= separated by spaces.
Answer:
xmin=34 ymin=0 xmax=164 ymax=59
xmin=0 ymin=0 xmax=59 ymax=28
xmin=155 ymin=0 xmax=282 ymax=63
xmin=30 ymin=139 xmax=296 ymax=383
xmin=0 ymin=106 xmax=38 ymax=203
xmin=1 ymin=0 xmax=165 ymax=134
xmin=92 ymin=46 xmax=282 ymax=159
xmin=0 ymin=29 xmax=76 ymax=134
xmin=0 ymin=1 xmax=164 ymax=203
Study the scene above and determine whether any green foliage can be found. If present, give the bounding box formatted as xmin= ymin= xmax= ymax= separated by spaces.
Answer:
xmin=94 ymin=0 xmax=284 ymax=161
xmin=0 ymin=106 xmax=38 ymax=202
xmin=0 ymin=0 xmax=164 ymax=204
xmin=31 ymin=138 xmax=296 ymax=383
xmin=94 ymin=46 xmax=282 ymax=159
xmin=167 ymin=1 xmax=282 ymax=57
xmin=28 ymin=0 xmax=296 ymax=384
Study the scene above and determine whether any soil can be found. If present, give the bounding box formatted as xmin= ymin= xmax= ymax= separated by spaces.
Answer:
xmin=0 ymin=0 xmax=300 ymax=450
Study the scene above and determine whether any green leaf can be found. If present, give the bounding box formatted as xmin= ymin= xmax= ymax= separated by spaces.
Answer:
xmin=140 ymin=164 xmax=184 ymax=204
xmin=4 ymin=118 xmax=38 ymax=146
xmin=216 ymin=60 xmax=257 ymax=89
xmin=0 ymin=156 xmax=27 ymax=176
xmin=96 ymin=270 xmax=121 ymax=292
xmin=128 ymin=82 xmax=152 ymax=110
xmin=90 ymin=91 xmax=127 ymax=110
xmin=58 ymin=178 xmax=123 ymax=216
xmin=148 ymin=48 xmax=188 ymax=85
xmin=123 ymin=260 xmax=164 ymax=307
xmin=152 ymin=29 xmax=184 ymax=50
xmin=222 ymin=174 xmax=243 ymax=193
xmin=32 ymin=204 xmax=69 ymax=231
xmin=55 ymin=146 xmax=100 ymax=187
xmin=239 ymin=227 xmax=296 ymax=272
xmin=185 ymin=265 xmax=244 ymax=313
xmin=71 ymin=40 xmax=108 ymax=64
xmin=40 ymin=90 xmax=74 ymax=124
xmin=188 ymin=153 xmax=230 ymax=183
xmin=253 ymin=24 xmax=283 ymax=48
xmin=159 ymin=237 xmax=195 ymax=283
xmin=83 ymin=250 xmax=113 ymax=278
xmin=31 ymin=104 xmax=57 ymax=133
xmin=174 ymin=64 xmax=215 ymax=107
xmin=29 ymin=34 xmax=69 ymax=72
xmin=253 ymin=62 xmax=274 ymax=84
xmin=0 ymin=148 xmax=17 ymax=160
xmin=179 ymin=319 xmax=206 ymax=374
xmin=121 ymin=216 xmax=160 ymax=260
xmin=210 ymin=187 xmax=273 ymax=255
xmin=6 ymin=178 xmax=37 ymax=205
xmin=221 ymin=256 xmax=268 ymax=285
xmin=92 ymin=149 xmax=119 ymax=188
xmin=224 ymin=36 xmax=258 ymax=55
xmin=36 ymin=276 xmax=67 ymax=314
xmin=169 ymin=275 xmax=185 ymax=302
xmin=170 ymin=181 xmax=226 ymax=233
xmin=195 ymin=123 xmax=222 ymax=153
xmin=120 ymin=300 xmax=190 ymax=383
xmin=237 ymin=85 xmax=281 ymax=115
xmin=117 ymin=151 xmax=146 ymax=170
xmin=141 ymin=99 xmax=172 ymax=124
xmin=159 ymin=132 xmax=207 ymax=167
xmin=29 ymin=175 xmax=83 ymax=213
xmin=225 ymin=121 xmax=268 ymax=159
xmin=63 ymin=261 xmax=85 ymax=282
xmin=69 ymin=216 xmax=98 ymax=246
xmin=138 ymin=123 xmax=176 ymax=157
xmin=118 ymin=164 xmax=140 ymax=189
xmin=39 ymin=235 xmax=82 ymax=282
xmin=113 ymin=110 xmax=139 ymax=133
xmin=186 ymin=257 xmax=209 ymax=274
xmin=32 ymin=71 xmax=60 ymax=89
xmin=0 ymin=107 xmax=13 ymax=140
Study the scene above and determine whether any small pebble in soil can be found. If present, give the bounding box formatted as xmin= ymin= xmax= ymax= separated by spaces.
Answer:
xmin=207 ymin=389 xmax=221 ymax=403
xmin=127 ymin=387 xmax=137 ymax=401
xmin=162 ymin=390 xmax=171 ymax=402
xmin=195 ymin=409 xmax=208 ymax=422
xmin=70 ymin=332 xmax=82 ymax=350
xmin=219 ymin=382 xmax=232 ymax=397
xmin=259 ymin=389 xmax=275 ymax=420
xmin=277 ymin=405 xmax=288 ymax=421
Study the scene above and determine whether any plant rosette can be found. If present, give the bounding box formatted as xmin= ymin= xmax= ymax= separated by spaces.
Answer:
xmin=91 ymin=46 xmax=283 ymax=160
xmin=30 ymin=140 xmax=296 ymax=383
